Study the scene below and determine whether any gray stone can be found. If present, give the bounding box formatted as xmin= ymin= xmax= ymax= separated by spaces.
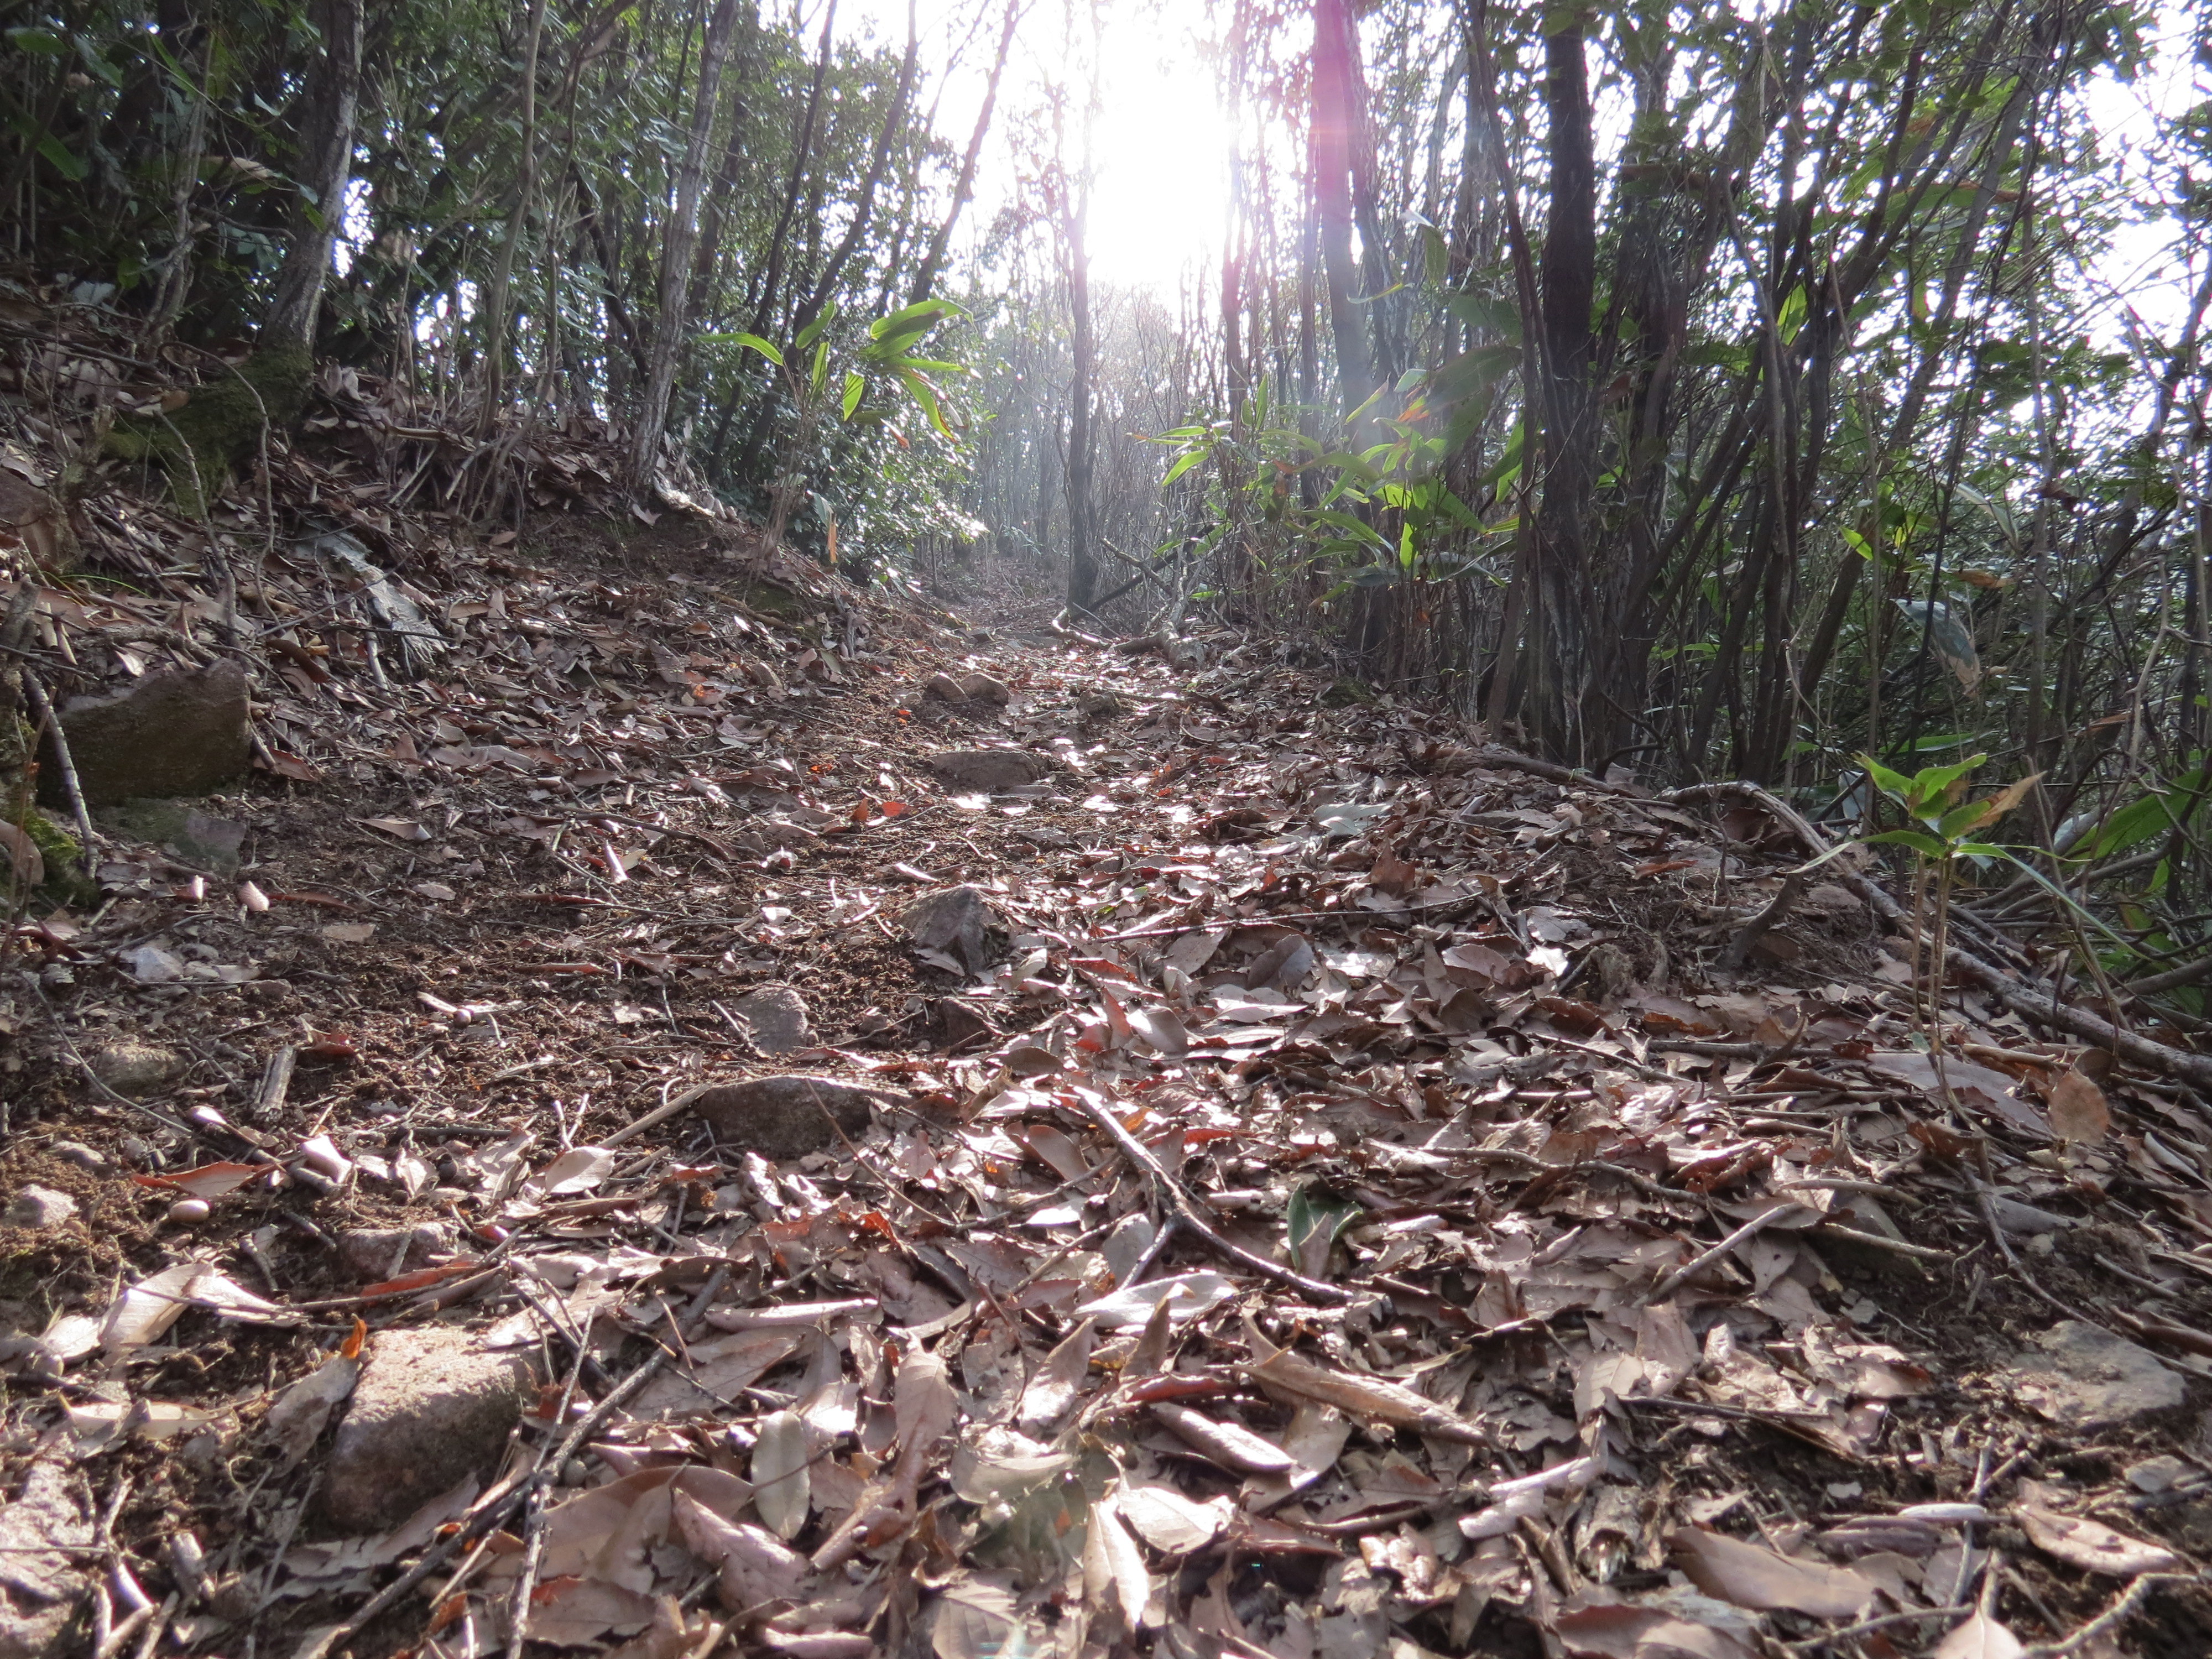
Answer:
xmin=728 ymin=985 xmax=812 ymax=1054
xmin=928 ymin=748 xmax=1043 ymax=791
xmin=682 ymin=1076 xmax=899 ymax=1162
xmin=49 ymin=1143 xmax=106 ymax=1175
xmin=88 ymin=1040 xmax=187 ymax=1097
xmin=900 ymin=884 xmax=1003 ymax=975
xmin=2011 ymin=1321 xmax=2185 ymax=1430
xmin=337 ymin=1223 xmax=456 ymax=1282
xmin=0 ymin=1460 xmax=92 ymax=1659
xmin=43 ymin=662 xmax=251 ymax=808
xmin=99 ymin=801 xmax=247 ymax=872
xmin=4 ymin=1188 xmax=75 ymax=1231
xmin=2126 ymin=1455 xmax=2189 ymax=1494
xmin=956 ymin=672 xmax=1011 ymax=705
xmin=324 ymin=1328 xmax=535 ymax=1534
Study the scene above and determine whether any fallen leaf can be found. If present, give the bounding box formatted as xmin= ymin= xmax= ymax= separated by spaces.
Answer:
xmin=2016 ymin=1504 xmax=2182 ymax=1576
xmin=266 ymin=1354 xmax=360 ymax=1464
xmin=1668 ymin=1526 xmax=1874 ymax=1618
xmin=672 ymin=1489 xmax=807 ymax=1614
xmin=1931 ymin=1611 xmax=2027 ymax=1659
xmin=1115 ymin=1482 xmax=1230 ymax=1554
xmin=2045 ymin=1068 xmax=2111 ymax=1144
xmin=751 ymin=1410 xmax=812 ymax=1541
xmin=321 ymin=921 xmax=378 ymax=945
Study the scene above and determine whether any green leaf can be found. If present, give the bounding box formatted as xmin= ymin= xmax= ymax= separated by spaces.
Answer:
xmin=795 ymin=300 xmax=837 ymax=351
xmin=1861 ymin=828 xmax=1947 ymax=858
xmin=1161 ymin=449 xmax=1204 ymax=486
xmin=700 ymin=331 xmax=783 ymax=366
xmin=809 ymin=336 xmax=830 ymax=395
xmin=1903 ymin=754 xmax=1986 ymax=812
xmin=1286 ymin=1186 xmax=1361 ymax=1261
xmin=1855 ymin=754 xmax=1915 ymax=800
xmin=839 ymin=371 xmax=864 ymax=420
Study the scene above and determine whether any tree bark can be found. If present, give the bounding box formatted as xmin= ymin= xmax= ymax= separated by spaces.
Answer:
xmin=909 ymin=0 xmax=1020 ymax=303
xmin=628 ymin=0 xmax=745 ymax=487
xmin=263 ymin=0 xmax=364 ymax=354
xmin=1310 ymin=0 xmax=1374 ymax=429
xmin=1525 ymin=18 xmax=1597 ymax=762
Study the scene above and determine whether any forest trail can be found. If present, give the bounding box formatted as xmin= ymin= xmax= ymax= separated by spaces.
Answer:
xmin=6 ymin=526 xmax=2212 ymax=1659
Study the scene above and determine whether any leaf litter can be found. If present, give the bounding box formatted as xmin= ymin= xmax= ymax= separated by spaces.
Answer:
xmin=0 ymin=389 xmax=2208 ymax=1657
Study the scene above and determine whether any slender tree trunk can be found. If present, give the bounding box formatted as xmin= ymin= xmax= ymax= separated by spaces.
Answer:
xmin=628 ymin=0 xmax=744 ymax=486
xmin=263 ymin=0 xmax=364 ymax=354
xmin=480 ymin=0 xmax=547 ymax=431
xmin=794 ymin=4 xmax=917 ymax=336
xmin=909 ymin=0 xmax=1020 ymax=302
xmin=1526 ymin=17 xmax=1597 ymax=762
xmin=1310 ymin=0 xmax=1374 ymax=428
xmin=1064 ymin=179 xmax=1098 ymax=612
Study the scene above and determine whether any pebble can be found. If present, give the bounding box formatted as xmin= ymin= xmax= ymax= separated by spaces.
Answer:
xmin=50 ymin=1141 xmax=108 ymax=1174
xmin=6 ymin=1186 xmax=78 ymax=1230
xmin=166 ymin=1198 xmax=212 ymax=1224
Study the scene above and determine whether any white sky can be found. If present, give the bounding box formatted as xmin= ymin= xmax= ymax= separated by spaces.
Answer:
xmin=833 ymin=0 xmax=2206 ymax=347
xmin=836 ymin=0 xmax=1231 ymax=293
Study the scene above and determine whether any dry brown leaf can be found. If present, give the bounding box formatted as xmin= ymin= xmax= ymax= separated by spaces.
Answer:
xmin=1114 ymin=1483 xmax=1230 ymax=1554
xmin=265 ymin=1354 xmax=359 ymax=1465
xmin=1015 ymin=1317 xmax=1094 ymax=1435
xmin=2045 ymin=1068 xmax=2111 ymax=1145
xmin=750 ymin=1410 xmax=811 ymax=1542
xmin=1667 ymin=1526 xmax=1874 ymax=1618
xmin=2016 ymin=1504 xmax=2182 ymax=1576
xmin=1248 ymin=1349 xmax=1488 ymax=1445
xmin=1151 ymin=1404 xmax=1294 ymax=1473
xmin=1083 ymin=1489 xmax=1153 ymax=1630
xmin=1553 ymin=1601 xmax=1759 ymax=1659
xmin=1931 ymin=1611 xmax=2027 ymax=1659
xmin=524 ymin=1578 xmax=660 ymax=1646
xmin=672 ymin=1489 xmax=807 ymax=1615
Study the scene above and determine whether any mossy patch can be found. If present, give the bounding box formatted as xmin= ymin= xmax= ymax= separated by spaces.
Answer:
xmin=106 ymin=347 xmax=312 ymax=514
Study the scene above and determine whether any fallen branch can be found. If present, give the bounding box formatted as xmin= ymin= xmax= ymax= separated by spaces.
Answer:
xmin=20 ymin=670 xmax=96 ymax=874
xmin=1076 ymin=1092 xmax=1352 ymax=1305
xmin=1723 ymin=869 xmax=1806 ymax=969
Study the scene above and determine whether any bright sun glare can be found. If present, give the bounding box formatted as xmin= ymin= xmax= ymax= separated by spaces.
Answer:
xmin=841 ymin=0 xmax=1232 ymax=297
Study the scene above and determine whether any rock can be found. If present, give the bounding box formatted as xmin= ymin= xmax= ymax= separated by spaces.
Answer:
xmin=49 ymin=1142 xmax=107 ymax=1175
xmin=0 ymin=1460 xmax=93 ymax=1659
xmin=728 ymin=985 xmax=812 ymax=1054
xmin=2011 ymin=1321 xmax=2184 ymax=1430
xmin=900 ymin=885 xmax=1003 ymax=974
xmin=98 ymin=801 xmax=248 ymax=872
xmin=41 ymin=662 xmax=251 ymax=808
xmin=88 ymin=1039 xmax=188 ymax=1097
xmin=682 ymin=1076 xmax=898 ymax=1162
xmin=921 ymin=672 xmax=966 ymax=701
xmin=1986 ymin=1196 xmax=2074 ymax=1236
xmin=323 ymin=1328 xmax=535 ymax=1533
xmin=337 ymin=1223 xmax=455 ymax=1282
xmin=302 ymin=531 xmax=447 ymax=680
xmin=957 ymin=672 xmax=1011 ymax=705
xmin=2126 ymin=1455 xmax=2189 ymax=1494
xmin=928 ymin=748 xmax=1044 ymax=791
xmin=4 ymin=1188 xmax=76 ymax=1231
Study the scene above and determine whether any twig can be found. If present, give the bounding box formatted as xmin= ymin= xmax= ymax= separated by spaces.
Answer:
xmin=1076 ymin=1093 xmax=1352 ymax=1305
xmin=1781 ymin=1605 xmax=1974 ymax=1652
xmin=1648 ymin=1204 xmax=1797 ymax=1303
xmin=20 ymin=670 xmax=95 ymax=873
xmin=1807 ymin=1222 xmax=1954 ymax=1262
xmin=2020 ymin=1572 xmax=2195 ymax=1657
xmin=1723 ymin=869 xmax=1805 ymax=969
xmin=251 ymin=1044 xmax=298 ymax=1126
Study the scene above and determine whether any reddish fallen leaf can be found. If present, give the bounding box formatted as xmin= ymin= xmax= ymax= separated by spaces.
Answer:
xmin=132 ymin=1162 xmax=264 ymax=1200
xmin=357 ymin=1262 xmax=480 ymax=1300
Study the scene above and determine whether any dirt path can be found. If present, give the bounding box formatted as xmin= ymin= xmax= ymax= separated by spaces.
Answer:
xmin=4 ymin=538 xmax=2210 ymax=1659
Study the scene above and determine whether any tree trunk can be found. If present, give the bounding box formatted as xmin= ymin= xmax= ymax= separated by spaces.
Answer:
xmin=1525 ymin=17 xmax=1597 ymax=763
xmin=479 ymin=0 xmax=547 ymax=431
xmin=628 ymin=0 xmax=745 ymax=487
xmin=263 ymin=0 xmax=365 ymax=354
xmin=1310 ymin=0 xmax=1374 ymax=428
xmin=1064 ymin=177 xmax=1099 ymax=613
xmin=909 ymin=0 xmax=1020 ymax=302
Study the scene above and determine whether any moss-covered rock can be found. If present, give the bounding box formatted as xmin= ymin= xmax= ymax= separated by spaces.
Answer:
xmin=106 ymin=347 xmax=312 ymax=514
xmin=23 ymin=809 xmax=97 ymax=906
